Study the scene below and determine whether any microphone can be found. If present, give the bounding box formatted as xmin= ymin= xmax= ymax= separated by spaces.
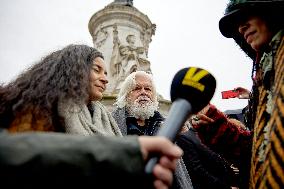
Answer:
xmin=145 ymin=67 xmax=216 ymax=174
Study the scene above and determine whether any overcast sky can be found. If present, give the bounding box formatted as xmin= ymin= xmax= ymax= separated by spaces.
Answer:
xmin=0 ymin=0 xmax=253 ymax=111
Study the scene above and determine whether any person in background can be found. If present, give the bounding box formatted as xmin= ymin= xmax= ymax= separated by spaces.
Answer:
xmin=189 ymin=104 xmax=251 ymax=188
xmin=219 ymin=0 xmax=284 ymax=188
xmin=0 ymin=128 xmax=182 ymax=189
xmin=112 ymin=71 xmax=193 ymax=189
xmin=0 ymin=44 xmax=122 ymax=137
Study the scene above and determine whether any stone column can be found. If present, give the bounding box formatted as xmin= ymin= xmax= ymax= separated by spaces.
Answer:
xmin=89 ymin=2 xmax=156 ymax=94
xmin=88 ymin=1 xmax=170 ymax=116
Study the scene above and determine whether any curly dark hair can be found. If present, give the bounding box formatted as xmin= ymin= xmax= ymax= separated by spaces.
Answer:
xmin=0 ymin=44 xmax=103 ymax=130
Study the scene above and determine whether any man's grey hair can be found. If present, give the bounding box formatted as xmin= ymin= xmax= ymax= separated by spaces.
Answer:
xmin=115 ymin=71 xmax=158 ymax=108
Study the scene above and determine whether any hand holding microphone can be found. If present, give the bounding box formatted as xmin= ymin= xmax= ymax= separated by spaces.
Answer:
xmin=145 ymin=67 xmax=216 ymax=174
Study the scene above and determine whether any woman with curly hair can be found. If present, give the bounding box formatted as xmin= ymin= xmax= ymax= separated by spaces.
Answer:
xmin=0 ymin=44 xmax=122 ymax=136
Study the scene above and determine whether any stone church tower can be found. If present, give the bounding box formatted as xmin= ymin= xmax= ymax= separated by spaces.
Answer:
xmin=88 ymin=0 xmax=170 ymax=115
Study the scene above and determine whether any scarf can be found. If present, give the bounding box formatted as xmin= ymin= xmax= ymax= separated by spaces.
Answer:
xmin=58 ymin=101 xmax=122 ymax=137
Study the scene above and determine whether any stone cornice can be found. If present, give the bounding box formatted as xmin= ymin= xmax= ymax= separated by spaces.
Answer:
xmin=89 ymin=4 xmax=153 ymax=35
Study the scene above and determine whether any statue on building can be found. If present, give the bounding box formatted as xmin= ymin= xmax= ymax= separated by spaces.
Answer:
xmin=118 ymin=34 xmax=147 ymax=77
xmin=110 ymin=25 xmax=151 ymax=91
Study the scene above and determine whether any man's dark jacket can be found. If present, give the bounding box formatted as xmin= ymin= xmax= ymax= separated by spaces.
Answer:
xmin=177 ymin=128 xmax=234 ymax=189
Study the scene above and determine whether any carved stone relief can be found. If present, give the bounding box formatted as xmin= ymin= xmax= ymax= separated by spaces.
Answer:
xmin=109 ymin=24 xmax=152 ymax=91
xmin=140 ymin=24 xmax=156 ymax=57
xmin=93 ymin=27 xmax=109 ymax=49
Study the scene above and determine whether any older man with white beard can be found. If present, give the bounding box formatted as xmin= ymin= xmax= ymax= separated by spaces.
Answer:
xmin=112 ymin=71 xmax=193 ymax=189
xmin=113 ymin=71 xmax=161 ymax=136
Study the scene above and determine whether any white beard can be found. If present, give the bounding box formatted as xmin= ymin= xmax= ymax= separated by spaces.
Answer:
xmin=126 ymin=96 xmax=158 ymax=120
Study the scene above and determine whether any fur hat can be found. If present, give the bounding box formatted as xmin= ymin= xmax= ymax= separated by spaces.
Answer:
xmin=219 ymin=0 xmax=284 ymax=59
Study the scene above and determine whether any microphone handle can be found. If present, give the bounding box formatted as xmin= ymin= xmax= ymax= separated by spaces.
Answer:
xmin=145 ymin=99 xmax=192 ymax=174
xmin=145 ymin=157 xmax=159 ymax=175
